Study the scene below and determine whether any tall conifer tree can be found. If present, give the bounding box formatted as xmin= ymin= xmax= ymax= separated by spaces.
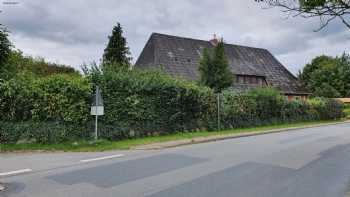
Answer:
xmin=199 ymin=39 xmax=233 ymax=92
xmin=102 ymin=23 xmax=131 ymax=68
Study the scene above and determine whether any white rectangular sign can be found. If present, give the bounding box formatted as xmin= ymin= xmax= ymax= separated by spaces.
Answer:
xmin=91 ymin=106 xmax=104 ymax=116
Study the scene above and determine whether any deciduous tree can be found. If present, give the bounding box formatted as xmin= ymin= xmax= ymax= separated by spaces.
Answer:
xmin=298 ymin=53 xmax=350 ymax=97
xmin=255 ymin=0 xmax=350 ymax=31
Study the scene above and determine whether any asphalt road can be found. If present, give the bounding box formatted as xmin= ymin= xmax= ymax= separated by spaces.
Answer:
xmin=1 ymin=122 xmax=350 ymax=197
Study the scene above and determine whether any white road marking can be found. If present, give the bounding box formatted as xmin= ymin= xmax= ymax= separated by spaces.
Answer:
xmin=0 ymin=169 xmax=33 ymax=177
xmin=80 ymin=154 xmax=124 ymax=163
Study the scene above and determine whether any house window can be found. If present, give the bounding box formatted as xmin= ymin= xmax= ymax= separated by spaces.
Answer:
xmin=249 ymin=77 xmax=254 ymax=84
xmin=239 ymin=76 xmax=244 ymax=83
xmin=252 ymin=77 xmax=257 ymax=84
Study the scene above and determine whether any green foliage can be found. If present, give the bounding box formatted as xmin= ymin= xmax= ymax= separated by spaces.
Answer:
xmin=0 ymin=25 xmax=13 ymax=79
xmin=307 ymin=97 xmax=344 ymax=120
xmin=97 ymin=68 xmax=214 ymax=137
xmin=0 ymin=73 xmax=91 ymax=123
xmin=299 ymin=53 xmax=350 ymax=97
xmin=344 ymin=104 xmax=350 ymax=118
xmin=102 ymin=23 xmax=131 ymax=67
xmin=255 ymin=0 xmax=349 ymax=30
xmin=221 ymin=91 xmax=257 ymax=128
xmin=0 ymin=73 xmax=36 ymax=121
xmin=199 ymin=40 xmax=233 ymax=93
xmin=0 ymin=121 xmax=88 ymax=144
xmin=32 ymin=74 xmax=92 ymax=123
xmin=0 ymin=68 xmax=345 ymax=144
xmin=8 ymin=50 xmax=79 ymax=77
xmin=247 ymin=87 xmax=285 ymax=119
xmin=220 ymin=87 xmax=344 ymax=129
xmin=313 ymin=83 xmax=341 ymax=98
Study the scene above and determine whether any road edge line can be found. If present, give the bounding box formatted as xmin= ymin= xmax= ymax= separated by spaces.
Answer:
xmin=80 ymin=154 xmax=124 ymax=163
xmin=0 ymin=169 xmax=33 ymax=177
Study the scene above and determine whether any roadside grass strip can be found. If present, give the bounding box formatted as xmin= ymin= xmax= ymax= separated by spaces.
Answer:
xmin=0 ymin=120 xmax=347 ymax=153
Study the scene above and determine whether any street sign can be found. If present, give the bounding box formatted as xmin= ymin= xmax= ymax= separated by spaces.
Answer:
xmin=91 ymin=86 xmax=104 ymax=116
xmin=91 ymin=86 xmax=104 ymax=140
xmin=91 ymin=106 xmax=104 ymax=116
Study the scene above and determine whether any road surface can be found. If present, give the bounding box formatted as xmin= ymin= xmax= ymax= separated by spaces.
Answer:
xmin=1 ymin=122 xmax=350 ymax=197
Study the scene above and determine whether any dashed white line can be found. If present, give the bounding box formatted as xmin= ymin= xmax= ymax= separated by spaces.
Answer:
xmin=0 ymin=169 xmax=33 ymax=177
xmin=80 ymin=154 xmax=124 ymax=163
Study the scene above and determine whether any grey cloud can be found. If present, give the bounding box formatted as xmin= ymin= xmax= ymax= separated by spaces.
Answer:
xmin=1 ymin=0 xmax=349 ymax=74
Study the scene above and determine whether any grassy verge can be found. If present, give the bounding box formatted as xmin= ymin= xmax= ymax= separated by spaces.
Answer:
xmin=0 ymin=119 xmax=346 ymax=153
xmin=344 ymin=105 xmax=350 ymax=119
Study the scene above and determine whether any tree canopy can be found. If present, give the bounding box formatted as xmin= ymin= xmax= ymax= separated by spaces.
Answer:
xmin=0 ymin=25 xmax=12 ymax=78
xmin=256 ymin=0 xmax=350 ymax=31
xmin=199 ymin=40 xmax=233 ymax=93
xmin=298 ymin=53 xmax=350 ymax=97
xmin=102 ymin=23 xmax=131 ymax=69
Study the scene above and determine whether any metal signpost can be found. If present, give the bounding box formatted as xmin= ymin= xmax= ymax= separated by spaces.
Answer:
xmin=91 ymin=86 xmax=104 ymax=140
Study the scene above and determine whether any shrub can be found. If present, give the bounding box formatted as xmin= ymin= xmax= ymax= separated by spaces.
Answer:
xmin=308 ymin=97 xmax=344 ymax=120
xmin=281 ymin=99 xmax=315 ymax=122
xmin=0 ymin=121 xmax=88 ymax=144
xmin=221 ymin=91 xmax=257 ymax=128
xmin=32 ymin=74 xmax=92 ymax=123
xmin=0 ymin=68 xmax=345 ymax=144
xmin=0 ymin=73 xmax=36 ymax=121
xmin=98 ymin=68 xmax=214 ymax=135
xmin=246 ymin=87 xmax=285 ymax=120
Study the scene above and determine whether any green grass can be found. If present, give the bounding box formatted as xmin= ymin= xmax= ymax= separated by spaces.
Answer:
xmin=0 ymin=120 xmax=345 ymax=153
xmin=344 ymin=105 xmax=350 ymax=118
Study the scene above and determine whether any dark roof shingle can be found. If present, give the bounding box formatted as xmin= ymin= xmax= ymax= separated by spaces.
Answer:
xmin=135 ymin=33 xmax=309 ymax=95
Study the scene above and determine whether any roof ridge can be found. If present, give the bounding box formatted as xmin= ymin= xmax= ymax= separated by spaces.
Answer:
xmin=151 ymin=32 xmax=268 ymax=51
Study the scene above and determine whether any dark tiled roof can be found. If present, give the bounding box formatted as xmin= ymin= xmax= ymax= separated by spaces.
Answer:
xmin=135 ymin=33 xmax=309 ymax=95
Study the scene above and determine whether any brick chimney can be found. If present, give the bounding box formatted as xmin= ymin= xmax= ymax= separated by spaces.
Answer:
xmin=209 ymin=34 xmax=219 ymax=46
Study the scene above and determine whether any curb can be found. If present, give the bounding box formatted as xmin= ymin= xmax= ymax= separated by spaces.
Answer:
xmin=133 ymin=120 xmax=350 ymax=150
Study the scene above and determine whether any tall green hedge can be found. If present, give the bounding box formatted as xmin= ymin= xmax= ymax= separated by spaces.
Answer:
xmin=0 ymin=73 xmax=92 ymax=144
xmin=0 ymin=69 xmax=345 ymax=144
xmin=97 ymin=69 xmax=214 ymax=139
xmin=220 ymin=88 xmax=344 ymax=129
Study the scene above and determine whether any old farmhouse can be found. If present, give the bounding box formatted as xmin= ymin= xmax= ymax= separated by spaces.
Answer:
xmin=135 ymin=33 xmax=309 ymax=100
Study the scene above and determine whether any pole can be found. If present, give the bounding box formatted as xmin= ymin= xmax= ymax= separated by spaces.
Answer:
xmin=217 ymin=93 xmax=221 ymax=131
xmin=95 ymin=85 xmax=98 ymax=140
xmin=95 ymin=115 xmax=98 ymax=140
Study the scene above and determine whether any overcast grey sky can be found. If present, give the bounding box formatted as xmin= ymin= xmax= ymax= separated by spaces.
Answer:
xmin=1 ymin=0 xmax=349 ymax=74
